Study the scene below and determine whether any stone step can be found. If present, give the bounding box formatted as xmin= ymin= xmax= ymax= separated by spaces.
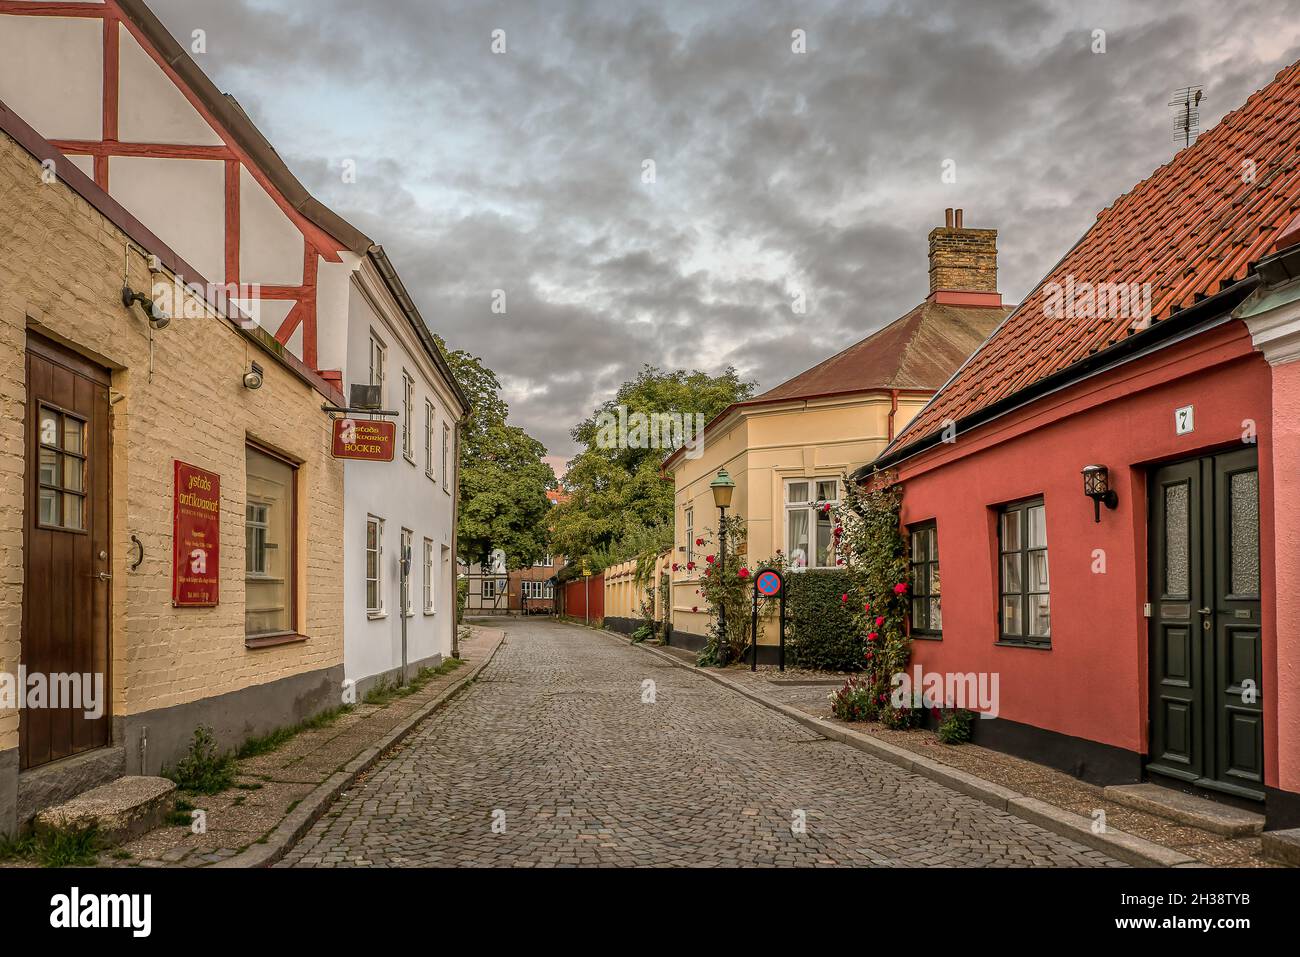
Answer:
xmin=34 ymin=776 xmax=177 ymax=846
xmin=1261 ymin=828 xmax=1300 ymax=867
xmin=1102 ymin=783 xmax=1264 ymax=837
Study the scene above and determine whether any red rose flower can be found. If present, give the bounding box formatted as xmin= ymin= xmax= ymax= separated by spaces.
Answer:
xmin=893 ymin=583 xmax=908 ymax=595
xmin=691 ymin=606 xmax=698 ymax=613
xmin=672 ymin=563 xmax=680 ymax=572
xmin=687 ymin=562 xmax=696 ymax=571
xmin=875 ymin=616 xmax=885 ymax=627
xmin=706 ymin=555 xmax=715 ymax=564
xmin=866 ymin=651 xmax=874 ymax=660
xmin=738 ymin=568 xmax=750 ymax=579
xmin=863 ymin=602 xmax=871 ymax=613
xmin=867 ymin=632 xmax=878 ymax=642
xmin=695 ymin=538 xmax=705 ymax=547
xmin=821 ymin=503 xmax=832 ymax=514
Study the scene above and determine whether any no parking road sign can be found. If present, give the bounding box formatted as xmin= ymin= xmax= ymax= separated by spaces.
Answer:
xmin=750 ymin=568 xmax=786 ymax=672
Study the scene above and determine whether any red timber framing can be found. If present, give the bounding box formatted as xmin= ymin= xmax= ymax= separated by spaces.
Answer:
xmin=0 ymin=0 xmax=347 ymax=368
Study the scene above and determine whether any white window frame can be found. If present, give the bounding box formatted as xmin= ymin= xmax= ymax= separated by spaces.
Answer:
xmin=785 ymin=478 xmax=840 ymax=570
xmin=685 ymin=506 xmax=694 ymax=567
xmin=402 ymin=372 xmax=414 ymax=463
xmin=425 ymin=401 xmax=435 ymax=479
xmin=423 ymin=538 xmax=435 ymax=614
xmin=366 ymin=516 xmax=385 ymax=616
xmin=368 ymin=333 xmax=386 ymax=406
xmin=482 ymin=578 xmax=496 ymax=600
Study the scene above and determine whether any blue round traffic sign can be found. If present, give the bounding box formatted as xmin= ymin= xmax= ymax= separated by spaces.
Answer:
xmin=756 ymin=570 xmax=782 ymax=597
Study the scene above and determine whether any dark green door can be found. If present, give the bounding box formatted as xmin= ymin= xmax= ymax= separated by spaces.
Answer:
xmin=1148 ymin=448 xmax=1263 ymax=799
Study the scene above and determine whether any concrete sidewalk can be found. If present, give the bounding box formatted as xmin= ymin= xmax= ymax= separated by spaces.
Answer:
xmin=98 ymin=625 xmax=504 ymax=868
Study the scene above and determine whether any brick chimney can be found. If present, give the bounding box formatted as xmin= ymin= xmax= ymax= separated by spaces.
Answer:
xmin=927 ymin=208 xmax=1002 ymax=307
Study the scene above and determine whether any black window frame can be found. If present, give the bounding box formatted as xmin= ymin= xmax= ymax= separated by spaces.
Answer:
xmin=908 ymin=521 xmax=942 ymax=638
xmin=997 ymin=497 xmax=1051 ymax=648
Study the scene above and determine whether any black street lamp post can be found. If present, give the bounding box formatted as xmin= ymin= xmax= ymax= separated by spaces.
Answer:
xmin=710 ymin=468 xmax=736 ymax=668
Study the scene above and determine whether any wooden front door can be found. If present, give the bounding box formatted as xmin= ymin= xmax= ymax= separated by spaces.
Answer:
xmin=21 ymin=335 xmax=112 ymax=770
xmin=1148 ymin=448 xmax=1263 ymax=799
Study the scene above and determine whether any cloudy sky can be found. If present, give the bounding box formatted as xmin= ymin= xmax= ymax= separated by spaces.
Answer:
xmin=151 ymin=0 xmax=1300 ymax=466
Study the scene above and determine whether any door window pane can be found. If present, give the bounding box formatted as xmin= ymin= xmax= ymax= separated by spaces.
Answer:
xmin=1229 ymin=470 xmax=1260 ymax=596
xmin=245 ymin=446 xmax=296 ymax=637
xmin=63 ymin=418 xmax=84 ymax=454
xmin=39 ymin=488 xmax=57 ymax=525
xmin=39 ymin=449 xmax=58 ymax=486
xmin=1164 ymin=482 xmax=1190 ymax=596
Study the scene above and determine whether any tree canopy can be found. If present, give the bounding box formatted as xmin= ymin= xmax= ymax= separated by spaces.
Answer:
xmin=551 ymin=364 xmax=755 ymax=572
xmin=437 ymin=337 xmax=555 ymax=569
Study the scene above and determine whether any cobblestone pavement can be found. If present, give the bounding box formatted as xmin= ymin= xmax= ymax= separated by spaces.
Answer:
xmin=280 ymin=619 xmax=1125 ymax=867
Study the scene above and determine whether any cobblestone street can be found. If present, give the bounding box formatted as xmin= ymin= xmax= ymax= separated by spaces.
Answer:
xmin=281 ymin=619 xmax=1125 ymax=867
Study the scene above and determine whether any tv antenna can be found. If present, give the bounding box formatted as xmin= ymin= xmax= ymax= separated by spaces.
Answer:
xmin=1169 ymin=86 xmax=1204 ymax=148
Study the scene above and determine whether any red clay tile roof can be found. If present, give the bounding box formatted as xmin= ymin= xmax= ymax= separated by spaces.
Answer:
xmin=893 ymin=60 xmax=1300 ymax=453
xmin=753 ymin=300 xmax=1010 ymax=402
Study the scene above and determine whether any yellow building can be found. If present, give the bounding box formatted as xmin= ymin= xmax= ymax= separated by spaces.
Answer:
xmin=662 ymin=211 xmax=1012 ymax=659
xmin=0 ymin=110 xmax=346 ymax=832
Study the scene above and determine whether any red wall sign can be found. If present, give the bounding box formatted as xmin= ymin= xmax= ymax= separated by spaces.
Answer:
xmin=173 ymin=461 xmax=221 ymax=607
xmin=332 ymin=418 xmax=396 ymax=462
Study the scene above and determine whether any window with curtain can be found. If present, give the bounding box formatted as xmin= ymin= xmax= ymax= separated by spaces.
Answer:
xmin=786 ymin=479 xmax=839 ymax=569
xmin=999 ymin=499 xmax=1050 ymax=644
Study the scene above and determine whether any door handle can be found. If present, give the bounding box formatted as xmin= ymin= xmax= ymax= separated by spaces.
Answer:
xmin=1197 ymin=607 xmax=1211 ymax=615
xmin=97 ymin=572 xmax=112 ymax=582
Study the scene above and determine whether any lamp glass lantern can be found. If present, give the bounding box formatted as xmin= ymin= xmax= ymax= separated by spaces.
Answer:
xmin=710 ymin=468 xmax=735 ymax=510
xmin=1081 ymin=465 xmax=1118 ymax=522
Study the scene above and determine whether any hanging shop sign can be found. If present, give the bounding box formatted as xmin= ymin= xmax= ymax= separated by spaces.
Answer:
xmin=331 ymin=418 xmax=396 ymax=462
xmin=173 ymin=460 xmax=221 ymax=607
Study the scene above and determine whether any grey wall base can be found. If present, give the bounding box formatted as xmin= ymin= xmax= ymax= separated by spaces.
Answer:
xmin=352 ymin=653 xmax=443 ymax=702
xmin=114 ymin=663 xmax=345 ymax=778
xmin=0 ymin=747 xmax=16 ymax=837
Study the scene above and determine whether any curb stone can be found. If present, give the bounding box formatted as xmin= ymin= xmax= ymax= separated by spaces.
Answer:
xmin=604 ymin=628 xmax=1197 ymax=868
xmin=212 ymin=630 xmax=506 ymax=869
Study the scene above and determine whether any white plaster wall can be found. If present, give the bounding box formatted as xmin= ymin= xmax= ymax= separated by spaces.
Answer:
xmin=117 ymin=25 xmax=222 ymax=146
xmin=315 ymin=255 xmax=359 ymax=373
xmin=0 ymin=15 xmax=103 ymax=141
xmin=65 ymin=154 xmax=95 ymax=179
xmin=239 ymin=166 xmax=305 ymax=286
xmin=110 ymin=155 xmax=225 ymax=283
xmin=342 ymin=281 xmax=458 ymax=684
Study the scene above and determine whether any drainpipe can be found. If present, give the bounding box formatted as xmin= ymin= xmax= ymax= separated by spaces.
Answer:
xmin=887 ymin=389 xmax=900 ymax=442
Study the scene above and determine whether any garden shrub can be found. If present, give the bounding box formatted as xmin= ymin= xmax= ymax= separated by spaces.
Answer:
xmin=785 ymin=569 xmax=869 ymax=671
xmin=936 ymin=707 xmax=976 ymax=744
xmin=829 ymin=678 xmax=876 ymax=721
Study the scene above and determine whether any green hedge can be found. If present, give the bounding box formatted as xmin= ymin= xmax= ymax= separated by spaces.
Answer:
xmin=785 ymin=569 xmax=867 ymax=671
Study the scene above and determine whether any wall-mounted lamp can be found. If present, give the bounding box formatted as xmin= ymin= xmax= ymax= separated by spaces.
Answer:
xmin=121 ymin=285 xmax=170 ymax=329
xmin=1082 ymin=465 xmax=1119 ymax=523
xmin=243 ymin=361 xmax=265 ymax=391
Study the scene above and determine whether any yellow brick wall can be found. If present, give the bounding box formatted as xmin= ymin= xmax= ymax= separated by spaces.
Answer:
xmin=0 ymin=132 xmax=345 ymax=753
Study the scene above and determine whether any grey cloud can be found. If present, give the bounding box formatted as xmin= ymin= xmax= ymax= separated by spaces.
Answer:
xmin=148 ymin=0 xmax=1300 ymax=458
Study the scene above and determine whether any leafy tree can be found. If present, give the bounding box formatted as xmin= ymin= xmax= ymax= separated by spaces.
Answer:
xmin=552 ymin=365 xmax=754 ymax=570
xmin=436 ymin=337 xmax=554 ymax=569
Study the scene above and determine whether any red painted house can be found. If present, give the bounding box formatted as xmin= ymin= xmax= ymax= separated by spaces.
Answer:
xmin=857 ymin=61 xmax=1300 ymax=831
